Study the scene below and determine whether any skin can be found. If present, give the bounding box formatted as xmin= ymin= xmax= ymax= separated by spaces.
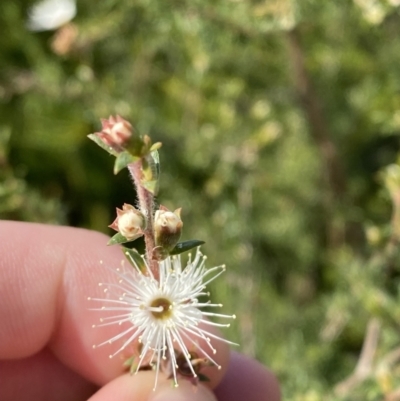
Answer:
xmin=0 ymin=221 xmax=280 ymax=401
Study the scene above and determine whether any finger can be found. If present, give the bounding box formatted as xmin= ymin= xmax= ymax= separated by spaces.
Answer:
xmin=0 ymin=221 xmax=123 ymax=382
xmin=88 ymin=371 xmax=217 ymax=401
xmin=0 ymin=348 xmax=97 ymax=401
xmin=89 ymin=352 xmax=280 ymax=401
xmin=214 ymin=352 xmax=280 ymax=401
xmin=0 ymin=221 xmax=230 ymax=387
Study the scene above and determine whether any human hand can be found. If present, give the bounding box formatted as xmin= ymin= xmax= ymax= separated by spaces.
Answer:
xmin=0 ymin=221 xmax=280 ymax=401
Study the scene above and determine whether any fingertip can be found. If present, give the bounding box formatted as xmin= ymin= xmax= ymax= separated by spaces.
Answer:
xmin=87 ymin=372 xmax=154 ymax=401
xmin=88 ymin=372 xmax=217 ymax=401
xmin=149 ymin=380 xmax=217 ymax=401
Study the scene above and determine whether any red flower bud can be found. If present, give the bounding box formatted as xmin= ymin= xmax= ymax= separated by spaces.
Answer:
xmin=95 ymin=115 xmax=133 ymax=148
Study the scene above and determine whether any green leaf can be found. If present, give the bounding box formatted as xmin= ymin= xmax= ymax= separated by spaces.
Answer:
xmin=87 ymin=134 xmax=118 ymax=156
xmin=198 ymin=373 xmax=210 ymax=382
xmin=123 ymin=355 xmax=135 ymax=368
xmin=113 ymin=151 xmax=139 ymax=174
xmin=123 ymin=356 xmax=139 ymax=375
xmin=150 ymin=141 xmax=162 ymax=152
xmin=142 ymin=179 xmax=158 ymax=194
xmin=122 ymin=247 xmax=147 ymax=273
xmin=169 ymin=240 xmax=205 ymax=255
xmin=140 ymin=150 xmax=160 ymax=195
xmin=107 ymin=232 xmax=142 ymax=245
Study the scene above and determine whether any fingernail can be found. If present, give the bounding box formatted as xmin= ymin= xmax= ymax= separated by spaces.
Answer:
xmin=149 ymin=381 xmax=217 ymax=401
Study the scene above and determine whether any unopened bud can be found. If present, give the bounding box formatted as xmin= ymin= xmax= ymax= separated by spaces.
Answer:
xmin=109 ymin=203 xmax=145 ymax=241
xmin=154 ymin=206 xmax=183 ymax=251
xmin=96 ymin=115 xmax=133 ymax=147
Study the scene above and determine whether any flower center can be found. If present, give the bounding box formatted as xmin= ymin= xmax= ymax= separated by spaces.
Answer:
xmin=150 ymin=297 xmax=173 ymax=319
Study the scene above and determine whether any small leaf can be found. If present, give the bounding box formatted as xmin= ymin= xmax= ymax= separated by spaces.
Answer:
xmin=113 ymin=151 xmax=139 ymax=174
xmin=123 ymin=247 xmax=147 ymax=273
xmin=198 ymin=373 xmax=210 ymax=382
xmin=123 ymin=356 xmax=140 ymax=375
xmin=140 ymin=150 xmax=160 ymax=195
xmin=108 ymin=232 xmax=128 ymax=245
xmin=150 ymin=142 xmax=162 ymax=152
xmin=87 ymin=134 xmax=118 ymax=156
xmin=151 ymin=149 xmax=161 ymax=179
xmin=142 ymin=179 xmax=158 ymax=194
xmin=169 ymin=240 xmax=205 ymax=255
xmin=123 ymin=356 xmax=135 ymax=368
xmin=107 ymin=232 xmax=142 ymax=245
xmin=143 ymin=134 xmax=151 ymax=148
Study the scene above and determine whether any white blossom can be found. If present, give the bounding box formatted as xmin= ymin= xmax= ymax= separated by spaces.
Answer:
xmin=89 ymin=249 xmax=235 ymax=389
xmin=27 ymin=0 xmax=76 ymax=31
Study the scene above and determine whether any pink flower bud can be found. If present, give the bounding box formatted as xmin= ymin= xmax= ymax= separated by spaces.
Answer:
xmin=154 ymin=206 xmax=183 ymax=251
xmin=96 ymin=115 xmax=133 ymax=147
xmin=109 ymin=203 xmax=145 ymax=241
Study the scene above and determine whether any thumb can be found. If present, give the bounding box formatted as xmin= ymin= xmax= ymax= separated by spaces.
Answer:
xmin=149 ymin=380 xmax=216 ymax=401
xmin=88 ymin=371 xmax=217 ymax=401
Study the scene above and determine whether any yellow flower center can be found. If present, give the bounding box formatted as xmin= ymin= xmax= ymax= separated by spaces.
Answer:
xmin=150 ymin=297 xmax=173 ymax=319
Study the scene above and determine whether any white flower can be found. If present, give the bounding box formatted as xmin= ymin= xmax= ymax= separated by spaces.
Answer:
xmin=27 ymin=0 xmax=76 ymax=32
xmin=89 ymin=248 xmax=236 ymax=389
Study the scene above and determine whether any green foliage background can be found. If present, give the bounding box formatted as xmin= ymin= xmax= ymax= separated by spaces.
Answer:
xmin=2 ymin=0 xmax=400 ymax=399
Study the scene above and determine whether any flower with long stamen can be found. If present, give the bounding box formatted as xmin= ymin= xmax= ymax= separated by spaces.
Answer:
xmin=89 ymin=248 xmax=236 ymax=390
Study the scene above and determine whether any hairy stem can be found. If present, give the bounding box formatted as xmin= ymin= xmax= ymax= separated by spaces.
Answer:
xmin=128 ymin=160 xmax=159 ymax=279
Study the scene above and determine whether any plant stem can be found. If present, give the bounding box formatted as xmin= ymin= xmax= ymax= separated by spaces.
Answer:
xmin=128 ymin=160 xmax=159 ymax=280
xmin=286 ymin=28 xmax=347 ymax=249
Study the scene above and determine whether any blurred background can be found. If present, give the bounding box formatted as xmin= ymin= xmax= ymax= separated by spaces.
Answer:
xmin=2 ymin=0 xmax=400 ymax=399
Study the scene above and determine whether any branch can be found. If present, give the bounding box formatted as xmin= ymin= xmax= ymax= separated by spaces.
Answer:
xmin=286 ymin=28 xmax=348 ymax=248
xmin=334 ymin=318 xmax=381 ymax=397
xmin=286 ymin=28 xmax=346 ymax=199
xmin=380 ymin=346 xmax=400 ymax=368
